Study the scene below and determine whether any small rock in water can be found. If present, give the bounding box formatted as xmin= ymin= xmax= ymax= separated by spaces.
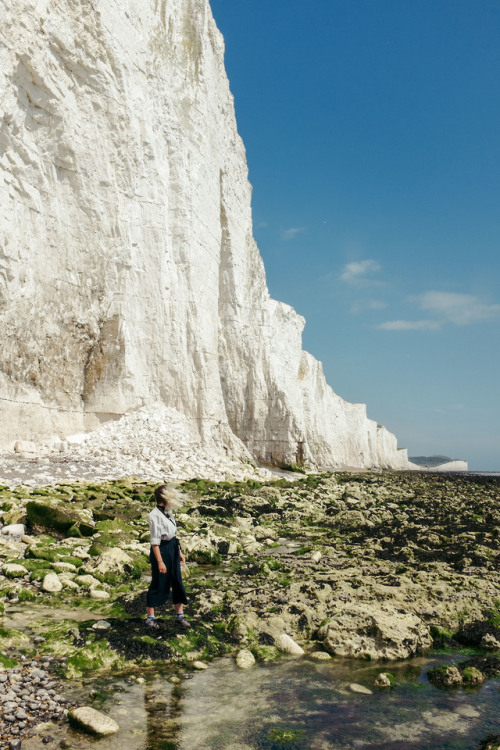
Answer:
xmin=235 ymin=649 xmax=256 ymax=669
xmin=428 ymin=665 xmax=463 ymax=687
xmin=192 ymin=661 xmax=208 ymax=670
xmin=275 ymin=633 xmax=305 ymax=656
xmin=309 ymin=651 xmax=331 ymax=660
xmin=92 ymin=620 xmax=112 ymax=630
xmin=68 ymin=706 xmax=120 ymax=736
xmin=374 ymin=673 xmax=392 ymax=688
xmin=349 ymin=683 xmax=373 ymax=695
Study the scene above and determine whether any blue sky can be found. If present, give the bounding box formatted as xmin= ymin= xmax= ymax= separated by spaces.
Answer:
xmin=210 ymin=0 xmax=500 ymax=471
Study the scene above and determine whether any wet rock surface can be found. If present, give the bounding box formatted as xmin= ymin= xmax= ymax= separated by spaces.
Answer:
xmin=0 ymin=471 xmax=499 ymax=744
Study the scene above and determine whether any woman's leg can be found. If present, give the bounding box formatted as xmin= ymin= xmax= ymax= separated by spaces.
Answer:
xmin=172 ymin=546 xmax=189 ymax=625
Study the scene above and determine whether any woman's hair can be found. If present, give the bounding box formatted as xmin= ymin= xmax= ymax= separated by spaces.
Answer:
xmin=154 ymin=484 xmax=181 ymax=510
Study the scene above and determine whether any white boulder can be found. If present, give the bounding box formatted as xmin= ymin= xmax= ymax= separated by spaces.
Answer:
xmin=235 ymin=649 xmax=256 ymax=669
xmin=41 ymin=573 xmax=63 ymax=592
xmin=68 ymin=707 xmax=119 ymax=736
xmin=318 ymin=603 xmax=432 ymax=660
xmin=1 ymin=524 xmax=26 ymax=537
xmin=275 ymin=633 xmax=305 ymax=656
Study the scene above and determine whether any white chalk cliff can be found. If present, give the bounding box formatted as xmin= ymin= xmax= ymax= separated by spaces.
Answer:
xmin=0 ymin=0 xmax=410 ymax=470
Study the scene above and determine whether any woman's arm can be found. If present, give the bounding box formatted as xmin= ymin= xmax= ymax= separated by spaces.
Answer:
xmin=152 ymin=544 xmax=166 ymax=574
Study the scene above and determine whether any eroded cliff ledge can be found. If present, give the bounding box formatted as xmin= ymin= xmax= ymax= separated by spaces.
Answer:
xmin=0 ymin=0 xmax=410 ymax=470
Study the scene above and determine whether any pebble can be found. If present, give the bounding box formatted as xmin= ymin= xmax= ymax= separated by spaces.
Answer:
xmin=0 ymin=662 xmax=69 ymax=746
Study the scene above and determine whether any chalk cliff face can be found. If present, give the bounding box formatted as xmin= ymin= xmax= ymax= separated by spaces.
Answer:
xmin=0 ymin=0 xmax=410 ymax=469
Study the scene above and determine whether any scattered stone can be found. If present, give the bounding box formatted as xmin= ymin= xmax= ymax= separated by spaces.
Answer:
xmin=89 ymin=547 xmax=132 ymax=575
xmin=310 ymin=550 xmax=322 ymax=563
xmin=21 ymin=534 xmax=37 ymax=545
xmin=1 ymin=524 xmax=26 ymax=537
xmin=192 ymin=661 xmax=208 ymax=670
xmin=92 ymin=620 xmax=112 ymax=630
xmin=309 ymin=651 xmax=332 ymax=660
xmin=74 ymin=574 xmax=101 ymax=589
xmin=275 ymin=633 xmax=304 ymax=656
xmin=136 ymin=677 xmax=146 ymax=684
xmin=52 ymin=562 xmax=78 ymax=572
xmin=59 ymin=576 xmax=79 ymax=589
xmin=235 ymin=649 xmax=256 ymax=669
xmin=41 ymin=573 xmax=63 ymax=593
xmin=68 ymin=706 xmax=119 ymax=736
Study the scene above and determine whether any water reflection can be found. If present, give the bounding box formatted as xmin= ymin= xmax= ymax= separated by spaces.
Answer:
xmin=22 ymin=653 xmax=500 ymax=749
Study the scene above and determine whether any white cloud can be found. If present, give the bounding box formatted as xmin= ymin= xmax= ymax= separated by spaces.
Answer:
xmin=415 ymin=291 xmax=500 ymax=325
xmin=350 ymin=299 xmax=388 ymax=314
xmin=377 ymin=319 xmax=442 ymax=331
xmin=281 ymin=227 xmax=306 ymax=240
xmin=340 ymin=259 xmax=381 ymax=285
xmin=377 ymin=291 xmax=500 ymax=331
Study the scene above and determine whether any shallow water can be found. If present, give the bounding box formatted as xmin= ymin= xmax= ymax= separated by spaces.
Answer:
xmin=22 ymin=652 xmax=500 ymax=750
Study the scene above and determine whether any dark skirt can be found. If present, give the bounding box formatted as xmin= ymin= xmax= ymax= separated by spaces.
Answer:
xmin=146 ymin=537 xmax=188 ymax=608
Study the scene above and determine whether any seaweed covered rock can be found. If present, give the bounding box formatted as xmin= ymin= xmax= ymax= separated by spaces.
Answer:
xmin=26 ymin=501 xmax=95 ymax=538
xmin=477 ymin=736 xmax=500 ymax=750
xmin=2 ymin=563 xmax=28 ymax=578
xmin=318 ymin=603 xmax=432 ymax=660
xmin=428 ymin=665 xmax=463 ymax=687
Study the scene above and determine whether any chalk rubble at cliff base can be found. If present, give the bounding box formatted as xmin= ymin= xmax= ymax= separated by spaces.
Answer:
xmin=0 ymin=405 xmax=273 ymax=487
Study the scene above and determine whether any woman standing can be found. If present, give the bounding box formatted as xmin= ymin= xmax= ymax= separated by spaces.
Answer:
xmin=145 ymin=484 xmax=190 ymax=629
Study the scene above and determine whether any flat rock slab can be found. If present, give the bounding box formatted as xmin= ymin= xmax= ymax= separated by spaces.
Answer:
xmin=318 ymin=602 xmax=432 ymax=660
xmin=349 ymin=683 xmax=373 ymax=695
xmin=68 ymin=706 xmax=119 ymax=736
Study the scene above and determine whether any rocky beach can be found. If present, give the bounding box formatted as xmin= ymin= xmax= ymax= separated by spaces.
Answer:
xmin=1 ymin=469 xmax=500 ymax=748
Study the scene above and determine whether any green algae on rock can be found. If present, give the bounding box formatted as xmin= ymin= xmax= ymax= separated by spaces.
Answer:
xmin=1 ymin=472 xmax=500 ymax=682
